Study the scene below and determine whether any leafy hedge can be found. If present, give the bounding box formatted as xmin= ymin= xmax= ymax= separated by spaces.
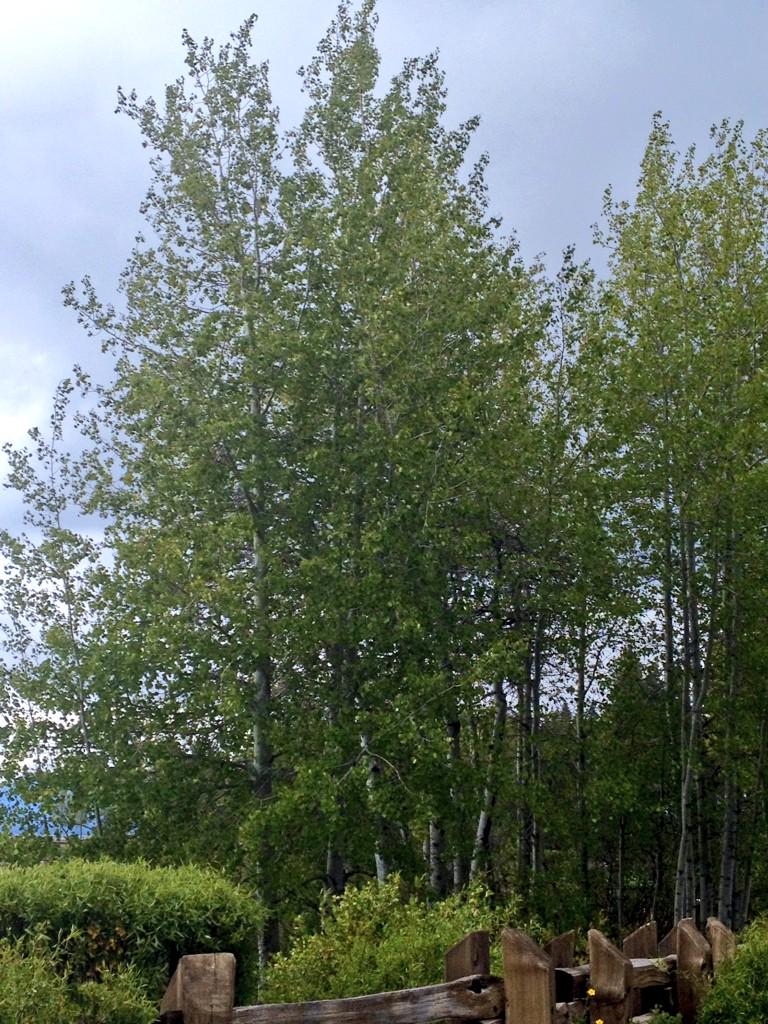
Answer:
xmin=0 ymin=860 xmax=262 ymax=1001
xmin=262 ymin=876 xmax=528 ymax=1003
xmin=0 ymin=941 xmax=155 ymax=1024
xmin=699 ymin=919 xmax=768 ymax=1024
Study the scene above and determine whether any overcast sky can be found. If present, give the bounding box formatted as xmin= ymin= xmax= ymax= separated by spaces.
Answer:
xmin=1 ymin=0 xmax=766 ymax=529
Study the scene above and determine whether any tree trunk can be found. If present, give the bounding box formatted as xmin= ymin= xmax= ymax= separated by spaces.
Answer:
xmin=447 ymin=712 xmax=466 ymax=890
xmin=736 ymin=711 xmax=768 ymax=928
xmin=469 ymin=677 xmax=508 ymax=880
xmin=531 ymin=617 xmax=545 ymax=876
xmin=674 ymin=517 xmax=698 ymax=922
xmin=361 ymin=733 xmax=389 ymax=882
xmin=575 ymin=625 xmax=590 ymax=910
xmin=429 ymin=820 xmax=448 ymax=896
xmin=718 ymin=544 xmax=741 ymax=928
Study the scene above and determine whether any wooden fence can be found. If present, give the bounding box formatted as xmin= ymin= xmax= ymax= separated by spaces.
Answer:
xmin=157 ymin=916 xmax=736 ymax=1024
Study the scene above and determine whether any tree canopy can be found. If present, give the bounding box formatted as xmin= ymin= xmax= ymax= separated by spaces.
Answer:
xmin=2 ymin=2 xmax=768 ymax=948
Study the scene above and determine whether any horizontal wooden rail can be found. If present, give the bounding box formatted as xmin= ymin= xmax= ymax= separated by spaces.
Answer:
xmin=233 ymin=974 xmax=504 ymax=1024
xmin=554 ymin=955 xmax=676 ymax=1002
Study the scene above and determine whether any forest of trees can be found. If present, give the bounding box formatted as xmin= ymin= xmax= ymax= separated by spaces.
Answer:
xmin=1 ymin=1 xmax=767 ymax=957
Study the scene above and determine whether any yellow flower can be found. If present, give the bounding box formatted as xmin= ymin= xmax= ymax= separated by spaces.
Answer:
xmin=587 ymin=987 xmax=596 ymax=997
xmin=595 ymin=1019 xmax=604 ymax=1024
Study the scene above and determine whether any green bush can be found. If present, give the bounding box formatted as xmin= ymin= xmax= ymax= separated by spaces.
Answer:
xmin=262 ymin=876 xmax=526 ymax=1003
xmin=0 ymin=942 xmax=155 ymax=1024
xmin=0 ymin=942 xmax=75 ymax=1024
xmin=0 ymin=859 xmax=262 ymax=1001
xmin=699 ymin=919 xmax=768 ymax=1024
xmin=75 ymin=967 xmax=157 ymax=1024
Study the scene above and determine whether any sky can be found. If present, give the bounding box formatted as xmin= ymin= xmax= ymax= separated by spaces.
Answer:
xmin=1 ymin=0 xmax=767 ymax=530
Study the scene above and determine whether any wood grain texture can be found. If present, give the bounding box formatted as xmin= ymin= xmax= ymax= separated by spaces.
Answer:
xmin=160 ymin=964 xmax=182 ymax=1016
xmin=624 ymin=922 xmax=658 ymax=1020
xmin=544 ymin=930 xmax=576 ymax=968
xmin=589 ymin=929 xmax=631 ymax=1024
xmin=706 ymin=918 xmax=736 ymax=975
xmin=501 ymin=927 xmax=553 ymax=1024
xmin=233 ymin=975 xmax=504 ymax=1024
xmin=677 ymin=919 xmax=711 ymax=1024
xmin=623 ymin=922 xmax=658 ymax=960
xmin=160 ymin=953 xmax=236 ymax=1024
xmin=628 ymin=958 xmax=672 ymax=988
xmin=657 ymin=926 xmax=678 ymax=957
xmin=445 ymin=931 xmax=491 ymax=982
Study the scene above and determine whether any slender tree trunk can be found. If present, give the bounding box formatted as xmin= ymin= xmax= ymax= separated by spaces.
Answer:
xmin=231 ymin=372 xmax=277 ymax=970
xmin=250 ymin=519 xmax=278 ymax=965
xmin=617 ymin=817 xmax=624 ymax=935
xmin=531 ymin=617 xmax=545 ymax=875
xmin=718 ymin=540 xmax=741 ymax=928
xmin=737 ymin=712 xmax=768 ymax=928
xmin=675 ymin=517 xmax=697 ymax=921
xmin=675 ymin=516 xmax=720 ymax=923
xmin=326 ymin=843 xmax=346 ymax=895
xmin=575 ymin=625 xmax=591 ymax=910
xmin=361 ymin=733 xmax=389 ymax=882
xmin=469 ymin=677 xmax=508 ymax=880
xmin=429 ymin=820 xmax=448 ymax=896
xmin=696 ymin=772 xmax=712 ymax=925
xmin=447 ymin=711 xmax=466 ymax=889
xmin=516 ymin=667 xmax=532 ymax=879
xmin=718 ymin=780 xmax=739 ymax=927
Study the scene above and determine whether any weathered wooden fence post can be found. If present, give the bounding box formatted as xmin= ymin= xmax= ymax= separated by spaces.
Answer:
xmin=623 ymin=921 xmax=658 ymax=1019
xmin=588 ymin=929 xmax=631 ymax=1024
xmin=706 ymin=918 xmax=736 ymax=975
xmin=676 ymin=918 xmax=711 ymax=1024
xmin=444 ymin=931 xmax=491 ymax=982
xmin=501 ymin=927 xmax=553 ymax=1024
xmin=544 ymin=930 xmax=575 ymax=969
xmin=657 ymin=925 xmax=678 ymax=957
xmin=623 ymin=922 xmax=658 ymax=959
xmin=159 ymin=952 xmax=236 ymax=1024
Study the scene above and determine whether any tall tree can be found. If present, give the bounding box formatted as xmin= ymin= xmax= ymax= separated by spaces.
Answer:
xmin=597 ymin=116 xmax=768 ymax=926
xmin=42 ymin=0 xmax=536 ymax=926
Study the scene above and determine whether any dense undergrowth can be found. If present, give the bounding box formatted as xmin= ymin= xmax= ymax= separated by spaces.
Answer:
xmin=262 ymin=876 xmax=538 ymax=1002
xmin=698 ymin=918 xmax=768 ymax=1024
xmin=0 ymin=943 xmax=154 ymax=1024
xmin=0 ymin=859 xmax=262 ymax=1022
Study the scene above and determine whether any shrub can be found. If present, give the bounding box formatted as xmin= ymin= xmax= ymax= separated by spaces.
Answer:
xmin=0 ymin=942 xmax=75 ymax=1024
xmin=0 ymin=859 xmax=262 ymax=1001
xmin=75 ymin=967 xmax=157 ymax=1024
xmin=262 ymin=876 xmax=526 ymax=1003
xmin=699 ymin=918 xmax=768 ymax=1024
xmin=0 ymin=941 xmax=155 ymax=1024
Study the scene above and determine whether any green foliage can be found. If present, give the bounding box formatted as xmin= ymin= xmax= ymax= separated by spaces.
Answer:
xmin=0 ymin=942 xmax=75 ymax=1024
xmin=699 ymin=920 xmax=768 ymax=1024
xmin=3 ymin=0 xmax=768 ymax=948
xmin=0 ymin=939 xmax=154 ymax=1024
xmin=75 ymin=967 xmax=156 ymax=1024
xmin=0 ymin=860 xmax=262 ymax=1000
xmin=262 ymin=876 xmax=523 ymax=1002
